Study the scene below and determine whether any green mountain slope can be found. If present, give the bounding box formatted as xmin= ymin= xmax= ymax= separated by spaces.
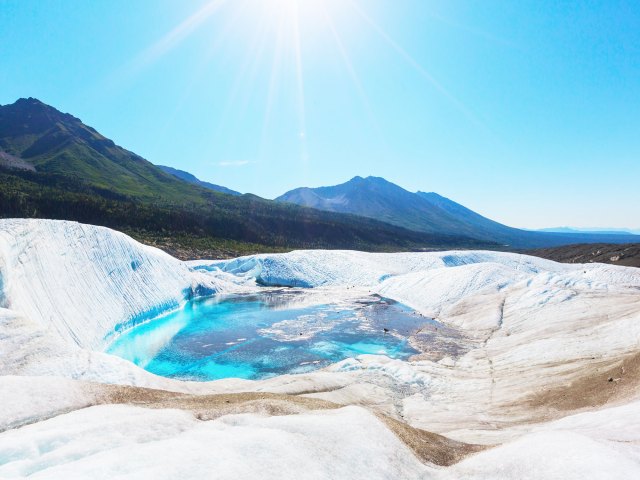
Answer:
xmin=0 ymin=98 xmax=214 ymax=203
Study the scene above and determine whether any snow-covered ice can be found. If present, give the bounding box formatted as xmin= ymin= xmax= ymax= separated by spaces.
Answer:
xmin=2 ymin=396 xmax=640 ymax=479
xmin=2 ymin=219 xmax=640 ymax=479
xmin=0 ymin=405 xmax=430 ymax=480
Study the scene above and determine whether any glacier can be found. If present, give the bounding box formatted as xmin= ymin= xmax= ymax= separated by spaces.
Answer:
xmin=1 ymin=219 xmax=640 ymax=479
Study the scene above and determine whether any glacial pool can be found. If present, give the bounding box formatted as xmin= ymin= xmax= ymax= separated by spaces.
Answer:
xmin=106 ymin=291 xmax=431 ymax=381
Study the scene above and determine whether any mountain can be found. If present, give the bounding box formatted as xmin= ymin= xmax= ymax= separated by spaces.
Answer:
xmin=0 ymin=98 xmax=494 ymax=256
xmin=157 ymin=165 xmax=241 ymax=196
xmin=414 ymin=191 xmax=524 ymax=241
xmin=277 ymin=176 xmax=467 ymax=234
xmin=277 ymin=176 xmax=639 ymax=248
xmin=0 ymin=97 xmax=207 ymax=203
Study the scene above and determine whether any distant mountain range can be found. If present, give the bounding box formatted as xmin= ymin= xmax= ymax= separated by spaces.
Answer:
xmin=157 ymin=165 xmax=241 ymax=196
xmin=537 ymin=227 xmax=640 ymax=235
xmin=0 ymin=98 xmax=492 ymax=256
xmin=276 ymin=176 xmax=639 ymax=248
xmin=1 ymin=97 xmax=636 ymax=256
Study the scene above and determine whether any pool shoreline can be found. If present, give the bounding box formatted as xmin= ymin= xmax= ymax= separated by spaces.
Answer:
xmin=106 ymin=289 xmax=439 ymax=382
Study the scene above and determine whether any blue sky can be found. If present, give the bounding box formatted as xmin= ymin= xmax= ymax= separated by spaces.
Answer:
xmin=1 ymin=0 xmax=639 ymax=229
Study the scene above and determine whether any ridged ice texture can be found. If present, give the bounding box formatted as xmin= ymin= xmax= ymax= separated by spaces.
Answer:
xmin=208 ymin=248 xmax=640 ymax=291
xmin=0 ymin=219 xmax=220 ymax=350
xmin=0 ymin=405 xmax=429 ymax=480
xmin=198 ymin=247 xmax=640 ymax=440
xmin=2 ymin=221 xmax=640 ymax=479
xmin=2 ymin=399 xmax=640 ymax=479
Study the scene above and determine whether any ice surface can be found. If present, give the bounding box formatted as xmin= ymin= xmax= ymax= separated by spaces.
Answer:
xmin=2 ymin=401 xmax=640 ymax=479
xmin=0 ymin=220 xmax=239 ymax=350
xmin=0 ymin=405 xmax=430 ymax=480
xmin=2 ymin=220 xmax=640 ymax=479
xmin=448 ymin=400 xmax=640 ymax=479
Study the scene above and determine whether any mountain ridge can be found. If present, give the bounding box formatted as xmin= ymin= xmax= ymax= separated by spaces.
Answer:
xmin=277 ymin=176 xmax=639 ymax=248
xmin=157 ymin=165 xmax=241 ymax=196
xmin=3 ymin=98 xmax=634 ymax=254
xmin=0 ymin=97 xmax=206 ymax=202
xmin=537 ymin=227 xmax=640 ymax=235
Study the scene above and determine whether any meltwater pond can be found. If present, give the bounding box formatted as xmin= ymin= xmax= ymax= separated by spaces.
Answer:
xmin=107 ymin=291 xmax=428 ymax=381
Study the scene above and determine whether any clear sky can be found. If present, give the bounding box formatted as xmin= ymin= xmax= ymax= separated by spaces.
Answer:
xmin=1 ymin=0 xmax=639 ymax=229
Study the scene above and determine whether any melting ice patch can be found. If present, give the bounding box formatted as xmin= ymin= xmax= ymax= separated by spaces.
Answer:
xmin=259 ymin=312 xmax=335 ymax=341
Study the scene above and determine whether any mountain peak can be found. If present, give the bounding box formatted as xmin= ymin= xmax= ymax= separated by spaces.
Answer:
xmin=4 ymin=97 xmax=81 ymax=126
xmin=15 ymin=97 xmax=46 ymax=106
xmin=11 ymin=97 xmax=58 ymax=113
xmin=351 ymin=175 xmax=389 ymax=183
xmin=345 ymin=175 xmax=400 ymax=190
xmin=277 ymin=176 xmax=529 ymax=245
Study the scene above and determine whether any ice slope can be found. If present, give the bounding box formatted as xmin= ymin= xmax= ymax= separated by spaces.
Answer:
xmin=0 ymin=405 xmax=429 ymax=480
xmin=0 ymin=219 xmax=234 ymax=350
xmin=2 ymin=220 xmax=640 ymax=478
xmin=2 ymin=398 xmax=640 ymax=479
xmin=0 ymin=220 xmax=252 ymax=392
xmin=447 ymin=400 xmax=640 ymax=479
xmin=0 ymin=376 xmax=93 ymax=432
xmin=204 ymin=248 xmax=640 ymax=292
xmin=198 ymin=249 xmax=569 ymax=288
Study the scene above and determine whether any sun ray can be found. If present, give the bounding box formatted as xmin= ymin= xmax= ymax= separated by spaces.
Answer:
xmin=347 ymin=0 xmax=485 ymax=129
xmin=211 ymin=2 xmax=271 ymax=141
xmin=95 ymin=0 xmax=231 ymax=99
xmin=137 ymin=0 xmax=230 ymax=69
xmin=157 ymin=1 xmax=255 ymax=139
xmin=321 ymin=3 xmax=384 ymax=139
xmin=291 ymin=0 xmax=309 ymax=165
xmin=426 ymin=10 xmax=519 ymax=50
xmin=259 ymin=5 xmax=288 ymax=162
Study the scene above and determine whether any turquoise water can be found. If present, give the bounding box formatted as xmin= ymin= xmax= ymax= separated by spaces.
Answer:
xmin=107 ymin=292 xmax=425 ymax=381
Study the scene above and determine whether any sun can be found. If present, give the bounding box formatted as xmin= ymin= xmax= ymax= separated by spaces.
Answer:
xmin=126 ymin=0 xmax=475 ymax=162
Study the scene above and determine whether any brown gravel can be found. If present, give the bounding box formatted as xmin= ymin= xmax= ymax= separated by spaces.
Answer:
xmin=376 ymin=414 xmax=487 ymax=466
xmin=521 ymin=351 xmax=640 ymax=420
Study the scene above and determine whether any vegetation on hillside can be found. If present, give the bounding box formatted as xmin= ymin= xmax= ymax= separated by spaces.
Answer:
xmin=0 ymin=167 xmax=495 ymax=258
xmin=0 ymin=98 xmax=498 ymax=258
